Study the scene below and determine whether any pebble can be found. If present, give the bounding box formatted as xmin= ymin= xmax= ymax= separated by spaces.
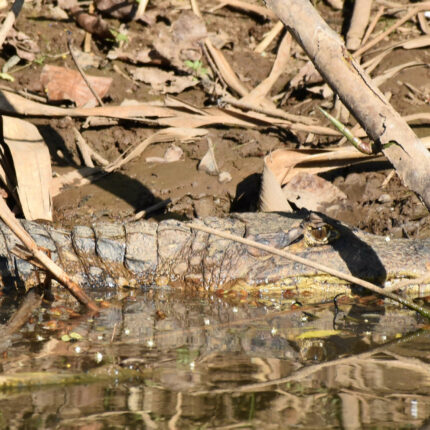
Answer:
xmin=378 ymin=193 xmax=392 ymax=204
xmin=218 ymin=171 xmax=232 ymax=183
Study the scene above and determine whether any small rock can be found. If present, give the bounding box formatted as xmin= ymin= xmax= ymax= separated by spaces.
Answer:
xmin=194 ymin=197 xmax=216 ymax=217
xmin=378 ymin=193 xmax=392 ymax=204
xmin=218 ymin=171 xmax=232 ymax=183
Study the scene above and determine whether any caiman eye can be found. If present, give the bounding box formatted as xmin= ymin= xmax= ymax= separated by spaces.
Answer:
xmin=310 ymin=226 xmax=328 ymax=241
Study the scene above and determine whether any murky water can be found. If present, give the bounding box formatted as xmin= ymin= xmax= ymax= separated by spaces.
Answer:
xmin=0 ymin=286 xmax=429 ymax=429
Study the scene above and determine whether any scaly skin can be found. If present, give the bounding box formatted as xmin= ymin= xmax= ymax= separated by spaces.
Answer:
xmin=1 ymin=212 xmax=429 ymax=302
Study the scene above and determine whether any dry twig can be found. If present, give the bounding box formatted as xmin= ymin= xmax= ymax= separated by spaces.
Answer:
xmin=355 ymin=2 xmax=430 ymax=56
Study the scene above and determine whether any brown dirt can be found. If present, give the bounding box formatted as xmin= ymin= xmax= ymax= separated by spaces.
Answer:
xmin=4 ymin=1 xmax=430 ymax=238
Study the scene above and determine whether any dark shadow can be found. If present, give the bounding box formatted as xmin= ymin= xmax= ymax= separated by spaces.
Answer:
xmin=317 ymin=210 xmax=387 ymax=285
xmin=36 ymin=125 xmax=164 ymax=215
xmin=280 ymin=209 xmax=387 ymax=287
xmin=340 ymin=0 xmax=355 ymax=38
xmin=84 ymin=170 xmax=161 ymax=213
xmin=319 ymin=159 xmax=393 ymax=181
xmin=230 ymin=173 xmax=261 ymax=212
xmin=38 ymin=124 xmax=76 ymax=165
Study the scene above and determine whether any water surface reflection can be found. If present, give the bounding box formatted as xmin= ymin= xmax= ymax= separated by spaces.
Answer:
xmin=0 ymin=288 xmax=429 ymax=428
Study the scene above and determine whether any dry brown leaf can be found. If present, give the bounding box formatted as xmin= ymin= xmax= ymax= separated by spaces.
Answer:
xmin=289 ymin=60 xmax=323 ymax=89
xmin=372 ymin=61 xmax=423 ymax=87
xmin=130 ymin=67 xmax=198 ymax=94
xmin=0 ymin=89 xmax=273 ymax=129
xmin=260 ymin=160 xmax=292 ymax=212
xmin=260 ymin=148 xmax=377 ymax=212
xmin=107 ymin=46 xmax=159 ymax=65
xmin=2 ymin=116 xmax=52 ymax=220
xmin=282 ymin=172 xmax=347 ymax=211
xmin=211 ymin=0 xmax=277 ymax=19
xmin=70 ymin=47 xmax=102 ymax=69
xmin=5 ymin=28 xmax=40 ymax=62
xmin=40 ymin=65 xmax=112 ymax=107
xmin=400 ymin=35 xmax=430 ymax=49
xmin=266 ymin=148 xmax=372 ymax=186
xmin=153 ymin=10 xmax=207 ymax=71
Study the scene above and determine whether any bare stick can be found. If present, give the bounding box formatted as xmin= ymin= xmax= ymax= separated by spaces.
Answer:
xmin=355 ymin=2 xmax=430 ymax=56
xmin=190 ymin=0 xmax=202 ymax=18
xmin=67 ymin=38 xmax=104 ymax=107
xmin=1 ymin=288 xmax=42 ymax=337
xmin=132 ymin=198 xmax=171 ymax=221
xmin=346 ymin=0 xmax=373 ymax=51
xmin=223 ymin=96 xmax=317 ymax=124
xmin=361 ymin=6 xmax=385 ymax=47
xmin=0 ymin=198 xmax=99 ymax=312
xmin=265 ymin=0 xmax=430 ymax=210
xmin=83 ymin=2 xmax=94 ymax=53
xmin=255 ymin=20 xmax=284 ymax=53
xmin=189 ymin=223 xmax=430 ymax=318
xmin=223 ymin=97 xmax=342 ymax=135
xmin=0 ymin=0 xmax=24 ymax=49
xmin=72 ymin=126 xmax=109 ymax=167
xmin=135 ymin=0 xmax=150 ymax=19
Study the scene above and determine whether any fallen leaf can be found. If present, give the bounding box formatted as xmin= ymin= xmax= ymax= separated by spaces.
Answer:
xmin=153 ymin=10 xmax=207 ymax=71
xmin=40 ymin=65 xmax=112 ymax=107
xmin=5 ymin=28 xmax=40 ymax=62
xmin=282 ymin=172 xmax=347 ymax=211
xmin=107 ymin=46 xmax=158 ymax=65
xmin=400 ymin=35 xmax=430 ymax=49
xmin=260 ymin=148 xmax=376 ymax=213
xmin=1 ymin=116 xmax=52 ymax=221
xmin=130 ymin=67 xmax=198 ymax=94
xmin=50 ymin=167 xmax=103 ymax=197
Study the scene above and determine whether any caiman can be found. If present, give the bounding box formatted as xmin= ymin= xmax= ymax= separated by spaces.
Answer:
xmin=1 ymin=211 xmax=429 ymax=302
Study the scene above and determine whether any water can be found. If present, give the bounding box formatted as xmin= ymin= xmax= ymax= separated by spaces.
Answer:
xmin=0 ymin=286 xmax=428 ymax=429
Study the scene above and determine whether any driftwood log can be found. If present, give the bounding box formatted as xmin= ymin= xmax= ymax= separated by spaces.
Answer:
xmin=265 ymin=0 xmax=430 ymax=209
